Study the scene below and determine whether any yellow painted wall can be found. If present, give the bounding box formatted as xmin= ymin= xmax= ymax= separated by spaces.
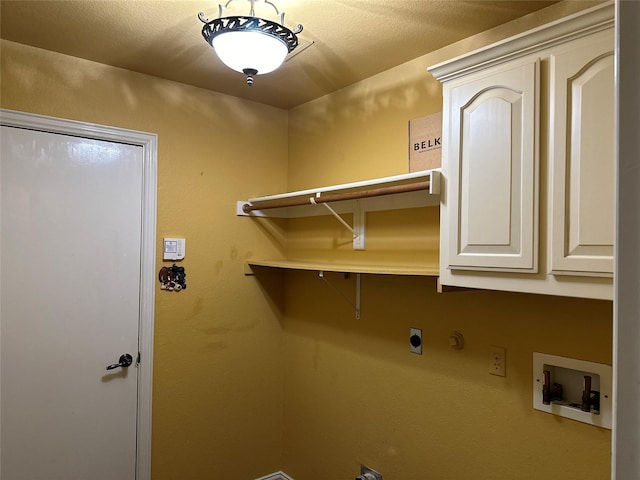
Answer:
xmin=283 ymin=2 xmax=611 ymax=479
xmin=1 ymin=40 xmax=288 ymax=479
xmin=282 ymin=275 xmax=611 ymax=479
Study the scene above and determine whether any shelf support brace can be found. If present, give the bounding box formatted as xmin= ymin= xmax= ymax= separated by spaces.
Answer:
xmin=353 ymin=200 xmax=365 ymax=250
xmin=311 ymin=196 xmax=366 ymax=250
xmin=319 ymin=271 xmax=361 ymax=319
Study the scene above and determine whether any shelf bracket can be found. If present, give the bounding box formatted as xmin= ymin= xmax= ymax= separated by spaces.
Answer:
xmin=319 ymin=271 xmax=361 ymax=319
xmin=353 ymin=200 xmax=366 ymax=250
xmin=311 ymin=196 xmax=366 ymax=250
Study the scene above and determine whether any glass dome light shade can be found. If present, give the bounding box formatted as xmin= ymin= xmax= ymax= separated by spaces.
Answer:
xmin=212 ymin=30 xmax=289 ymax=75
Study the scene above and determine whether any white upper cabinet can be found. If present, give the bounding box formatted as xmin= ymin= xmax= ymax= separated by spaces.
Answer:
xmin=429 ymin=2 xmax=614 ymax=300
xmin=445 ymin=58 xmax=539 ymax=272
xmin=549 ymin=29 xmax=615 ymax=277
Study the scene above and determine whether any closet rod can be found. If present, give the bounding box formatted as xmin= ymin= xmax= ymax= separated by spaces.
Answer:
xmin=242 ymin=180 xmax=430 ymax=214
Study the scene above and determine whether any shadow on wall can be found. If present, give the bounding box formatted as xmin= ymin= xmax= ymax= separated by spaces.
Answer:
xmin=279 ymin=269 xmax=612 ymax=479
xmin=282 ymin=269 xmax=612 ymax=391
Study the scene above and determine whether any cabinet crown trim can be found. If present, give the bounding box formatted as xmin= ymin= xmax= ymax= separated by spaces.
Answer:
xmin=428 ymin=2 xmax=613 ymax=82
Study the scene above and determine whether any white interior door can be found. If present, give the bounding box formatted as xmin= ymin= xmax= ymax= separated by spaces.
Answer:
xmin=0 ymin=118 xmax=153 ymax=480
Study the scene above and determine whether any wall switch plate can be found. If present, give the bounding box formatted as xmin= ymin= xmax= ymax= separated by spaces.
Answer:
xmin=490 ymin=345 xmax=506 ymax=376
xmin=410 ymin=328 xmax=422 ymax=355
xmin=163 ymin=237 xmax=185 ymax=261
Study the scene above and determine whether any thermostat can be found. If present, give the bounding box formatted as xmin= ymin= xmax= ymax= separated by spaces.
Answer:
xmin=163 ymin=238 xmax=185 ymax=261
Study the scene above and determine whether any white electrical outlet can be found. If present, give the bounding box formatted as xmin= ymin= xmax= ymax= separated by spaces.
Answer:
xmin=490 ymin=346 xmax=506 ymax=376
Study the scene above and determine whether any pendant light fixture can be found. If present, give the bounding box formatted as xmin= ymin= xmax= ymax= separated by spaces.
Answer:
xmin=199 ymin=0 xmax=303 ymax=86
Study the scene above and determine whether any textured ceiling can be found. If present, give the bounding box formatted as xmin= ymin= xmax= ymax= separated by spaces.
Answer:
xmin=1 ymin=0 xmax=560 ymax=109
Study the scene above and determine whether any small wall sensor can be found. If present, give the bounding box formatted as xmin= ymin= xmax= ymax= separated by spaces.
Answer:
xmin=163 ymin=238 xmax=185 ymax=261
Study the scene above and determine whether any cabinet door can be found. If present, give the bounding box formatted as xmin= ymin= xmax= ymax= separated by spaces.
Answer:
xmin=444 ymin=58 xmax=539 ymax=272
xmin=549 ymin=30 xmax=614 ymax=277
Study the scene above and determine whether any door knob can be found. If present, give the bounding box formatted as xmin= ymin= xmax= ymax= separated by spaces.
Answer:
xmin=106 ymin=353 xmax=133 ymax=371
